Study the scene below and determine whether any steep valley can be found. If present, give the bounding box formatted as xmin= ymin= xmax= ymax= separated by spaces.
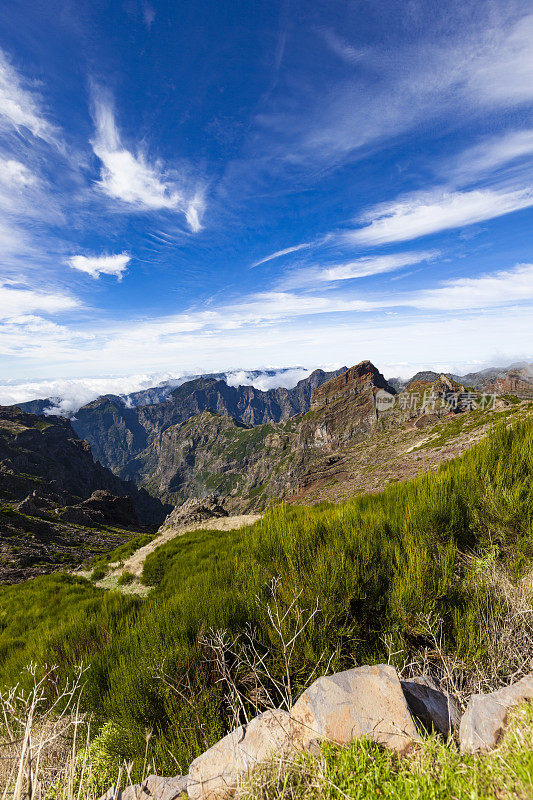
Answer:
xmin=0 ymin=406 xmax=166 ymax=582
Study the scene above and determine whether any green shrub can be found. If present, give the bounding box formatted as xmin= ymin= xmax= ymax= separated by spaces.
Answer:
xmin=117 ymin=571 xmax=135 ymax=586
xmin=91 ymin=566 xmax=107 ymax=581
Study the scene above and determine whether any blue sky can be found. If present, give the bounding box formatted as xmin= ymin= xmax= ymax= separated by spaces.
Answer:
xmin=0 ymin=0 xmax=532 ymax=400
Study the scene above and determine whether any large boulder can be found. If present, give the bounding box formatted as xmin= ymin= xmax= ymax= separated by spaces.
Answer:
xmin=290 ymin=664 xmax=420 ymax=755
xmin=160 ymin=494 xmax=228 ymax=532
xmin=187 ymin=709 xmax=292 ymax=800
xmin=401 ymin=676 xmax=461 ymax=737
xmin=460 ymin=673 xmax=533 ymax=753
xmin=99 ymin=774 xmax=188 ymax=800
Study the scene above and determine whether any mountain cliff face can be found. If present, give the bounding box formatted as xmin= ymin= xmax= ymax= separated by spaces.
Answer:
xmin=484 ymin=369 xmax=533 ymax=396
xmin=123 ymin=361 xmax=395 ymax=511
xmin=0 ymin=406 xmax=165 ymax=522
xmin=71 ymin=367 xmax=347 ymax=476
xmin=0 ymin=406 xmax=167 ymax=582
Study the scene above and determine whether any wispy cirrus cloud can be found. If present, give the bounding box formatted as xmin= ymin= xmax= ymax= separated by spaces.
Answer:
xmin=464 ymin=13 xmax=533 ymax=106
xmin=321 ymin=30 xmax=364 ymax=65
xmin=67 ymin=252 xmax=131 ymax=279
xmin=447 ymin=129 xmax=533 ymax=184
xmin=281 ymin=250 xmax=438 ymax=289
xmin=0 ymin=48 xmax=58 ymax=145
xmin=251 ymin=241 xmax=317 ymax=268
xmin=254 ymin=9 xmax=533 ymax=173
xmin=0 ymin=282 xmax=78 ymax=320
xmin=91 ymin=89 xmax=205 ymax=231
xmin=346 ymin=187 xmax=533 ymax=246
xmin=410 ymin=262 xmax=533 ymax=311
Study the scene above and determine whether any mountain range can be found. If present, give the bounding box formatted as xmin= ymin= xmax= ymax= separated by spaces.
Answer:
xmin=14 ymin=360 xmax=533 ymax=510
xmin=3 ymin=358 xmax=532 ymax=581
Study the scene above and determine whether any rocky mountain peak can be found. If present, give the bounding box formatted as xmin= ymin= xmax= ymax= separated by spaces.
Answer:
xmin=310 ymin=360 xmax=395 ymax=410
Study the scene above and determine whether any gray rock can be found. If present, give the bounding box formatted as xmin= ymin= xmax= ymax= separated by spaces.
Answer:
xmin=99 ymin=775 xmax=188 ymax=800
xmin=460 ymin=673 xmax=533 ymax=753
xmin=401 ymin=676 xmax=461 ymax=737
xmin=187 ymin=709 xmax=292 ymax=800
xmin=161 ymin=494 xmax=228 ymax=531
xmin=290 ymin=664 xmax=421 ymax=755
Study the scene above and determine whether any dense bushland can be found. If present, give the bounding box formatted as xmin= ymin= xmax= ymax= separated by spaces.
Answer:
xmin=0 ymin=416 xmax=531 ymax=783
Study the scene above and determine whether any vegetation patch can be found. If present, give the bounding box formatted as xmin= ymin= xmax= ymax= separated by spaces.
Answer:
xmin=0 ymin=419 xmax=531 ymax=779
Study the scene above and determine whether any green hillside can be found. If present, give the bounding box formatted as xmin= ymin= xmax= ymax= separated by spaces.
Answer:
xmin=0 ymin=415 xmax=531 ymax=786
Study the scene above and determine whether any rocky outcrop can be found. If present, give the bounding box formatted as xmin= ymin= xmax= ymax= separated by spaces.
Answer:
xmin=0 ymin=406 xmax=165 ymax=582
xmin=160 ymin=494 xmax=228 ymax=530
xmin=484 ymin=370 xmax=533 ymax=397
xmin=459 ymin=673 xmax=533 ymax=753
xmin=188 ymin=710 xmax=292 ymax=800
xmin=0 ymin=406 xmax=164 ymax=523
xmin=100 ymin=667 xmax=533 ymax=800
xmin=290 ymin=664 xmax=420 ymax=755
xmin=401 ymin=676 xmax=461 ymax=737
xmin=57 ymin=490 xmax=139 ymax=528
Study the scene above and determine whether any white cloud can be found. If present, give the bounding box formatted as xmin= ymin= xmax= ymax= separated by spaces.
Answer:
xmin=465 ymin=13 xmax=533 ymax=106
xmin=0 ymin=367 xmax=318 ymax=413
xmin=0 ymin=48 xmax=58 ymax=144
xmin=348 ymin=188 xmax=533 ymax=245
xmin=225 ymin=367 xmax=312 ymax=391
xmin=91 ymin=91 xmax=204 ymax=231
xmin=184 ymin=191 xmax=206 ymax=234
xmin=2 ymin=303 xmax=532 ymax=394
xmin=251 ymin=241 xmax=316 ymax=268
xmin=409 ymin=262 xmax=533 ymax=311
xmin=283 ymin=250 xmax=438 ymax=288
xmin=68 ymin=252 xmax=131 ymax=279
xmin=256 ymin=9 xmax=533 ymax=172
xmin=0 ymin=153 xmax=66 ymax=274
xmin=0 ymin=373 xmax=177 ymax=414
xmin=0 ymin=157 xmax=38 ymax=190
xmin=448 ymin=130 xmax=533 ymax=183
xmin=0 ymin=283 xmax=78 ymax=319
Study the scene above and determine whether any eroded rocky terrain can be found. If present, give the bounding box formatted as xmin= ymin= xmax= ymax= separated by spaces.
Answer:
xmin=0 ymin=406 xmax=166 ymax=582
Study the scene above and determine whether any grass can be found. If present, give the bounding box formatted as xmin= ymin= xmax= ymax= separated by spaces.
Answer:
xmin=239 ymin=703 xmax=533 ymax=800
xmin=89 ymin=531 xmax=156 ymax=572
xmin=0 ymin=417 xmax=531 ymax=780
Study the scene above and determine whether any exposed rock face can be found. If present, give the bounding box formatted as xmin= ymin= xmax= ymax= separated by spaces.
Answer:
xmin=70 ymin=369 xmax=347 ymax=476
xmin=97 ymin=668 xmax=533 ymax=800
xmin=125 ymin=361 xmax=397 ymax=511
xmin=0 ymin=406 xmax=164 ymax=521
xmin=188 ymin=710 xmax=292 ymax=800
xmin=0 ymin=406 xmax=165 ymax=582
xmin=484 ymin=370 xmax=533 ymax=397
xmin=310 ymin=360 xmax=394 ymax=410
xmin=304 ymin=360 xmax=395 ymax=449
xmin=290 ymin=664 xmax=420 ymax=755
xmin=161 ymin=494 xmax=228 ymax=530
xmin=459 ymin=673 xmax=533 ymax=753
xmin=401 ymin=676 xmax=461 ymax=737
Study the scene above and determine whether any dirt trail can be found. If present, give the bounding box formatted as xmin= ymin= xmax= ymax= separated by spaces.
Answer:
xmin=117 ymin=514 xmax=261 ymax=578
